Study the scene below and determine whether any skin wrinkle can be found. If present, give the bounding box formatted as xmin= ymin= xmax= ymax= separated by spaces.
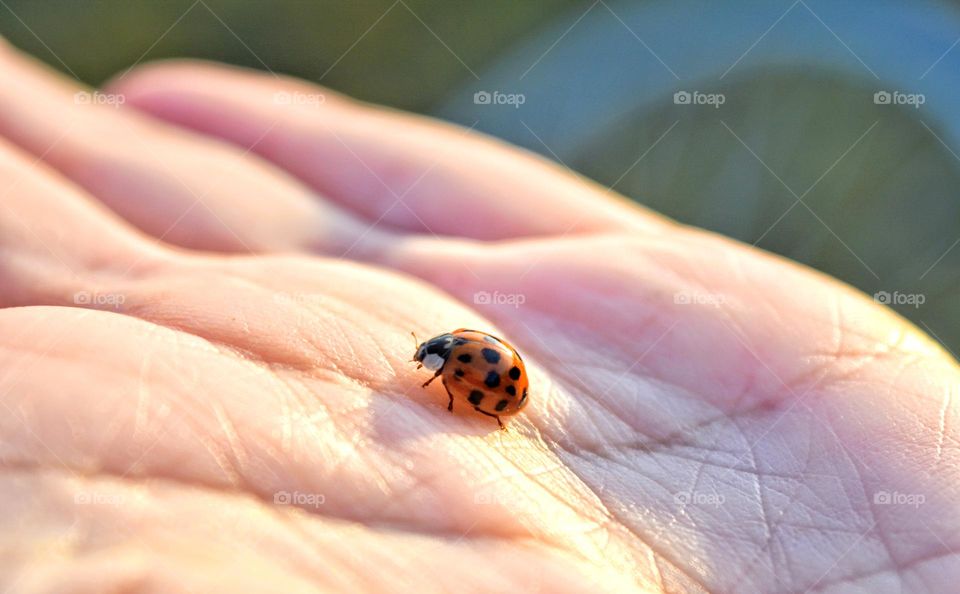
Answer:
xmin=3 ymin=311 xmax=525 ymax=541
xmin=124 ymin=269 xmax=393 ymax=379
xmin=508 ymin=329 xmax=693 ymax=448
xmin=560 ymin=433 xmax=716 ymax=490
xmin=516 ymin=303 xmax=844 ymax=454
xmin=276 ymin=375 xmax=299 ymax=457
xmin=280 ymin=373 xmax=353 ymax=454
xmin=572 ymin=395 xmax=785 ymax=456
xmin=553 ymin=387 xmax=783 ymax=474
xmin=601 ymin=497 xmax=715 ymax=594
xmin=811 ymin=549 xmax=958 ymax=592
xmin=801 ymin=428 xmax=894 ymax=593
xmin=722 ymin=415 xmax=773 ymax=592
xmin=209 ymin=400 xmax=253 ymax=486
xmin=934 ymin=387 xmax=953 ymax=465
xmin=557 ymin=363 xmax=669 ymax=440
xmin=758 ymin=478 xmax=853 ymax=534
xmin=545 ymin=430 xmax=734 ymax=589
xmin=133 ymin=372 xmax=241 ymax=487
xmin=131 ymin=339 xmax=161 ymax=442
xmin=0 ymin=326 xmax=226 ymax=485
xmin=428 ymin=425 xmax=658 ymax=587
xmin=794 ymin=333 xmax=909 ymax=392
xmin=726 ymin=420 xmax=820 ymax=589
xmin=831 ymin=295 xmax=845 ymax=362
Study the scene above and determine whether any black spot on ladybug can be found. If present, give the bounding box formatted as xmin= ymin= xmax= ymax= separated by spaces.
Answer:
xmin=454 ymin=368 xmax=465 ymax=378
xmin=468 ymin=390 xmax=484 ymax=405
xmin=485 ymin=371 xmax=500 ymax=388
xmin=457 ymin=354 xmax=472 ymax=363
xmin=495 ymin=399 xmax=509 ymax=411
xmin=481 ymin=348 xmax=501 ymax=364
xmin=505 ymin=385 xmax=516 ymax=396
xmin=508 ymin=366 xmax=521 ymax=380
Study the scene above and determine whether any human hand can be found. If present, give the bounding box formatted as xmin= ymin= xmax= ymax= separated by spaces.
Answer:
xmin=0 ymin=42 xmax=956 ymax=593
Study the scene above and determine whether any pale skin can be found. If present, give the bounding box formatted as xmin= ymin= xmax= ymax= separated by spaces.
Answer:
xmin=0 ymin=39 xmax=957 ymax=593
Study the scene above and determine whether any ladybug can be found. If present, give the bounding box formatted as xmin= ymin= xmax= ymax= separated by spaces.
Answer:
xmin=412 ymin=329 xmax=529 ymax=430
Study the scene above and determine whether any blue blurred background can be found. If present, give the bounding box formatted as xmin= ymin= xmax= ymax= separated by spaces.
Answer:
xmin=2 ymin=0 xmax=958 ymax=355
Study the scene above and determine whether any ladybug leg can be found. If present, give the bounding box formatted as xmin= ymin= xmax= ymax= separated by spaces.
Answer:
xmin=422 ymin=370 xmax=442 ymax=388
xmin=440 ymin=377 xmax=454 ymax=412
xmin=473 ymin=408 xmax=505 ymax=431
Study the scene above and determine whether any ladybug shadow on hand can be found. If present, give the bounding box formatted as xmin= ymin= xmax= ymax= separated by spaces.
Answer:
xmin=368 ymin=374 xmax=513 ymax=442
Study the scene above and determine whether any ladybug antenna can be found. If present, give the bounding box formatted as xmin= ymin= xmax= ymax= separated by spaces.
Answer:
xmin=410 ymin=331 xmax=420 ymax=362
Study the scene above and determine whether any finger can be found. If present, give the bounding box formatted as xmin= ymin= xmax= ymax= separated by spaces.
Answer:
xmin=0 ymin=42 xmax=385 ymax=256
xmin=107 ymin=60 xmax=669 ymax=240
xmin=0 ymin=137 xmax=167 ymax=307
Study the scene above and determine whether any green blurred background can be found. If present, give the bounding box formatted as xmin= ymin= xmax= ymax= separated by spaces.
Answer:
xmin=2 ymin=0 xmax=958 ymax=356
xmin=0 ymin=0 xmax=574 ymax=110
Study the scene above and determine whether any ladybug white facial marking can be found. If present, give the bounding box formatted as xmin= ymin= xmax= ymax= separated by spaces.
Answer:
xmin=421 ymin=353 xmax=445 ymax=371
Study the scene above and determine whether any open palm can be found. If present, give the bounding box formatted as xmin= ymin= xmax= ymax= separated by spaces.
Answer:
xmin=0 ymin=42 xmax=957 ymax=593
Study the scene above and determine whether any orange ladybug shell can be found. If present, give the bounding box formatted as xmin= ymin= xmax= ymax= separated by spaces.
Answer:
xmin=442 ymin=329 xmax=529 ymax=416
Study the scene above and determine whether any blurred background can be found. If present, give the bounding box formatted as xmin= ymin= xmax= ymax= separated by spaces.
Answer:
xmin=2 ymin=0 xmax=958 ymax=355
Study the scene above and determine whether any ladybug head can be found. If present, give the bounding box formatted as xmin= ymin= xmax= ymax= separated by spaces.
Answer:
xmin=413 ymin=333 xmax=455 ymax=371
